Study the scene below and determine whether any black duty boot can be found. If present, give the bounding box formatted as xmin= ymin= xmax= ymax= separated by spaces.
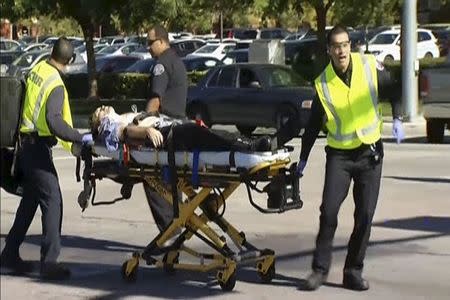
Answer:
xmin=40 ymin=263 xmax=71 ymax=280
xmin=0 ymin=251 xmax=34 ymax=274
xmin=300 ymin=271 xmax=328 ymax=291
xmin=343 ymin=274 xmax=370 ymax=291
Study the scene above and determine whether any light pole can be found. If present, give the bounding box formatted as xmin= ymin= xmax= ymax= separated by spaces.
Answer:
xmin=402 ymin=0 xmax=419 ymax=121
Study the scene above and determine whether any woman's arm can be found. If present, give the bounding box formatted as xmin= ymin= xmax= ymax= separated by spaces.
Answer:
xmin=123 ymin=125 xmax=164 ymax=147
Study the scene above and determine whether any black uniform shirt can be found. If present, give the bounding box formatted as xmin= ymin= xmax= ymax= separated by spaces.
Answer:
xmin=300 ymin=57 xmax=403 ymax=161
xmin=149 ymin=48 xmax=187 ymax=118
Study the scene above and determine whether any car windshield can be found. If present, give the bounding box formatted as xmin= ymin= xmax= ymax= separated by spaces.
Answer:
xmin=13 ymin=52 xmax=46 ymax=67
xmin=196 ymin=45 xmax=219 ymax=54
xmin=370 ymin=33 xmax=398 ymax=45
xmin=262 ymin=66 xmax=306 ymax=87
xmin=99 ymin=37 xmax=114 ymax=44
xmin=98 ymin=45 xmax=121 ymax=54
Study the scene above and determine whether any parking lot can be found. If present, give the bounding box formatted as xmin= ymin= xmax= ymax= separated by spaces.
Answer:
xmin=1 ymin=123 xmax=449 ymax=299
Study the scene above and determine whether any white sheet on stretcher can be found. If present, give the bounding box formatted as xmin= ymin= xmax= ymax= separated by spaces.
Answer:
xmin=93 ymin=145 xmax=290 ymax=169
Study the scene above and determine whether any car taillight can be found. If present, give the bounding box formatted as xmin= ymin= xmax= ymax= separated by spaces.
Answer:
xmin=419 ymin=72 xmax=429 ymax=99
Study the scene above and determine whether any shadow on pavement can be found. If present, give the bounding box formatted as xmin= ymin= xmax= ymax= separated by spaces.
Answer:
xmin=373 ymin=216 xmax=450 ymax=234
xmin=1 ymin=216 xmax=448 ymax=297
xmin=0 ymin=234 xmax=143 ymax=254
xmin=383 ymin=175 xmax=450 ymax=184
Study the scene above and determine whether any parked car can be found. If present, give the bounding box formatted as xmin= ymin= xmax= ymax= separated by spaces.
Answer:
xmin=284 ymin=37 xmax=321 ymax=65
xmin=8 ymin=50 xmax=51 ymax=77
xmin=222 ymin=49 xmax=249 ymax=64
xmin=23 ymin=43 xmax=48 ymax=52
xmin=182 ymin=56 xmax=222 ymax=72
xmin=129 ymin=46 xmax=153 ymax=60
xmin=219 ymin=28 xmax=258 ymax=40
xmin=186 ymin=43 xmax=236 ymax=61
xmin=432 ymin=29 xmax=450 ymax=57
xmin=170 ymin=39 xmax=206 ymax=57
xmin=0 ymin=39 xmax=21 ymax=51
xmin=259 ymin=28 xmax=290 ymax=40
xmin=420 ymin=54 xmax=450 ymax=143
xmin=125 ymin=58 xmax=156 ymax=74
xmin=368 ymin=28 xmax=440 ymax=63
xmin=97 ymin=43 xmax=140 ymax=57
xmin=98 ymin=36 xmax=126 ymax=46
xmin=77 ymin=55 xmax=140 ymax=73
xmin=187 ymin=63 xmax=313 ymax=135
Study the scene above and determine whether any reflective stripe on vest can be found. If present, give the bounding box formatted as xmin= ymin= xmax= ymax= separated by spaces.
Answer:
xmin=22 ymin=73 xmax=61 ymax=131
xmin=20 ymin=61 xmax=74 ymax=151
xmin=317 ymin=53 xmax=381 ymax=148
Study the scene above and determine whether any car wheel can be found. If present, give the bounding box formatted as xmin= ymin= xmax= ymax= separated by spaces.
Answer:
xmin=424 ymin=52 xmax=433 ymax=59
xmin=383 ymin=55 xmax=394 ymax=64
xmin=275 ymin=105 xmax=297 ymax=130
xmin=426 ymin=118 xmax=445 ymax=143
xmin=236 ymin=125 xmax=256 ymax=136
xmin=187 ymin=103 xmax=211 ymax=127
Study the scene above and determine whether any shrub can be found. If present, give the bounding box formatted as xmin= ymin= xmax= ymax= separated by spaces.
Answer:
xmin=65 ymin=71 xmax=206 ymax=100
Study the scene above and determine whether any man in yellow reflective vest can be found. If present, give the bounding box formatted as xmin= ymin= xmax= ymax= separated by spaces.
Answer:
xmin=298 ymin=25 xmax=404 ymax=291
xmin=0 ymin=37 xmax=93 ymax=280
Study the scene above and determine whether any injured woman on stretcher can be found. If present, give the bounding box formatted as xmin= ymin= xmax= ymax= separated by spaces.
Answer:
xmin=89 ymin=106 xmax=300 ymax=152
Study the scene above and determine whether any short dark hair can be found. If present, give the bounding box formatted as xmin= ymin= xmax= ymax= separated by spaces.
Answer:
xmin=150 ymin=25 xmax=169 ymax=43
xmin=326 ymin=25 xmax=349 ymax=45
xmin=51 ymin=37 xmax=74 ymax=65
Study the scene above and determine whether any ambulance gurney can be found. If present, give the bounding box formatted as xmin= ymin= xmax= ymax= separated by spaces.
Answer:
xmin=74 ymin=139 xmax=303 ymax=291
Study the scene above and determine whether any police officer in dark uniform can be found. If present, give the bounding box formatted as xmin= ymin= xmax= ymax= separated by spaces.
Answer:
xmin=0 ymin=37 xmax=93 ymax=280
xmin=146 ymin=25 xmax=187 ymax=118
xmin=143 ymin=25 xmax=188 ymax=232
xmin=298 ymin=25 xmax=405 ymax=291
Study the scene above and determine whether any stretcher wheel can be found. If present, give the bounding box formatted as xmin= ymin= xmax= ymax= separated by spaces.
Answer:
xmin=219 ymin=269 xmax=236 ymax=292
xmin=163 ymin=252 xmax=179 ymax=275
xmin=258 ymin=261 xmax=275 ymax=283
xmin=121 ymin=260 xmax=138 ymax=282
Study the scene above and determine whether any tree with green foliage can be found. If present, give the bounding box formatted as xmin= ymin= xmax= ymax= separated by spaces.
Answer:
xmin=331 ymin=0 xmax=401 ymax=27
xmin=2 ymin=0 xmax=131 ymax=98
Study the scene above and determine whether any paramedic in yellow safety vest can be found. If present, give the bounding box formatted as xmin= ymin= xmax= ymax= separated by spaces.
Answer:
xmin=297 ymin=25 xmax=405 ymax=291
xmin=0 ymin=37 xmax=93 ymax=280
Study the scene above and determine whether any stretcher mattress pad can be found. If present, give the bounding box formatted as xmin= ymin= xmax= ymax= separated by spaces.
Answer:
xmin=93 ymin=145 xmax=290 ymax=169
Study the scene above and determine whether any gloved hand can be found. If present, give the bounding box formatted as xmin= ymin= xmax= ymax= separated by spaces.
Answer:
xmin=81 ymin=133 xmax=94 ymax=146
xmin=146 ymin=127 xmax=164 ymax=148
xmin=296 ymin=160 xmax=307 ymax=177
xmin=392 ymin=118 xmax=405 ymax=144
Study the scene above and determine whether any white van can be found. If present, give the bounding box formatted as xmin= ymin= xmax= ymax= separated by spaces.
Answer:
xmin=367 ymin=28 xmax=440 ymax=63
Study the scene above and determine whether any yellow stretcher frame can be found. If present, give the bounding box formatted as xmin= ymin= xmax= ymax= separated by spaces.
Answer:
xmin=81 ymin=153 xmax=301 ymax=292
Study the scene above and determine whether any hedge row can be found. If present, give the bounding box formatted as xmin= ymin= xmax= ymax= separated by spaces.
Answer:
xmin=64 ymin=71 xmax=206 ymax=100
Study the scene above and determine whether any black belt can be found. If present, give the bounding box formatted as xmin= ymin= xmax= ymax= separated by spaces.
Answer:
xmin=20 ymin=132 xmax=57 ymax=146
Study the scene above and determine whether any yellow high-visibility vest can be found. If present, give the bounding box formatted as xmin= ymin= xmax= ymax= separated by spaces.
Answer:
xmin=314 ymin=52 xmax=381 ymax=149
xmin=20 ymin=60 xmax=73 ymax=151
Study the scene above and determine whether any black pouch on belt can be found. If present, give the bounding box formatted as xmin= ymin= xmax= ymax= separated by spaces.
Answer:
xmin=369 ymin=140 xmax=384 ymax=165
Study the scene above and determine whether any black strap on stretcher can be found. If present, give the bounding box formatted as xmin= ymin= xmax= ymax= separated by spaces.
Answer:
xmin=167 ymin=124 xmax=179 ymax=218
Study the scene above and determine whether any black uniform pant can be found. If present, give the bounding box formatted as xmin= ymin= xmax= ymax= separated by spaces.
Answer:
xmin=3 ymin=137 xmax=63 ymax=265
xmin=144 ymin=123 xmax=272 ymax=232
xmin=312 ymin=142 xmax=383 ymax=278
xmin=143 ymin=183 xmax=183 ymax=232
